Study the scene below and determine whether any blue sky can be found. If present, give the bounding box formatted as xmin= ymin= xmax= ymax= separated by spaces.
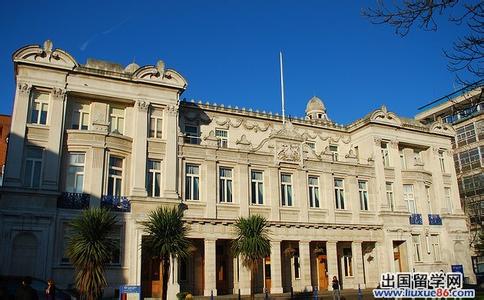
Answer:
xmin=0 ymin=0 xmax=470 ymax=124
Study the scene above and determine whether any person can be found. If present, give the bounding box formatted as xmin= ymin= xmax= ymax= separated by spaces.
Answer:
xmin=15 ymin=277 xmax=39 ymax=300
xmin=45 ymin=279 xmax=55 ymax=300
xmin=332 ymin=276 xmax=341 ymax=300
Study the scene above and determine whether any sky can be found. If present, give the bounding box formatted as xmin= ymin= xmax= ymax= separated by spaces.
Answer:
xmin=0 ymin=0 xmax=472 ymax=124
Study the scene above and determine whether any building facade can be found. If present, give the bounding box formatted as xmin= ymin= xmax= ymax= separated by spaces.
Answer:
xmin=0 ymin=114 xmax=11 ymax=185
xmin=0 ymin=41 xmax=476 ymax=298
xmin=416 ymin=83 xmax=483 ymax=257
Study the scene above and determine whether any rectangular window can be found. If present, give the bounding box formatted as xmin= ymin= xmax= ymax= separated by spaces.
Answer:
xmin=329 ymin=145 xmax=339 ymax=161
xmin=147 ymin=160 xmax=162 ymax=197
xmin=399 ymin=149 xmax=406 ymax=169
xmin=107 ymin=156 xmax=123 ymax=196
xmin=412 ymin=235 xmax=422 ymax=262
xmin=438 ymin=150 xmax=446 ymax=173
xmin=445 ymin=187 xmax=453 ymax=213
xmin=343 ymin=248 xmax=353 ymax=276
xmin=381 ymin=142 xmax=390 ymax=167
xmin=431 ymin=235 xmax=441 ymax=262
xmin=215 ymin=129 xmax=228 ymax=148
xmin=334 ymin=178 xmax=345 ymax=209
xmin=149 ymin=116 xmax=163 ymax=138
xmin=219 ymin=167 xmax=233 ymax=203
xmin=66 ymin=153 xmax=85 ymax=193
xmin=386 ymin=182 xmax=394 ymax=211
xmin=61 ymin=224 xmax=73 ymax=263
xmin=456 ymin=123 xmax=476 ymax=146
xmin=185 ymin=125 xmax=200 ymax=144
xmin=108 ymin=225 xmax=122 ymax=265
xmin=358 ymin=180 xmax=369 ymax=211
xmin=185 ymin=164 xmax=200 ymax=201
xmin=71 ymin=103 xmax=90 ymax=130
xmin=403 ymin=184 xmax=416 ymax=213
xmin=293 ymin=249 xmax=300 ymax=279
xmin=458 ymin=148 xmax=480 ymax=171
xmin=109 ymin=107 xmax=125 ymax=134
xmin=280 ymin=173 xmax=293 ymax=207
xmin=29 ymin=91 xmax=49 ymax=125
xmin=251 ymin=170 xmax=264 ymax=205
xmin=23 ymin=147 xmax=43 ymax=188
xmin=425 ymin=185 xmax=432 ymax=214
xmin=308 ymin=176 xmax=320 ymax=208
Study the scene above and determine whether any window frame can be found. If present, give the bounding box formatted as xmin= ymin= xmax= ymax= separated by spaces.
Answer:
xmin=71 ymin=102 xmax=90 ymax=130
xmin=149 ymin=116 xmax=163 ymax=139
xmin=425 ymin=185 xmax=432 ymax=214
xmin=412 ymin=234 xmax=422 ymax=262
xmin=215 ymin=129 xmax=229 ymax=148
xmin=334 ymin=178 xmax=345 ymax=210
xmin=308 ymin=176 xmax=320 ymax=208
xmin=386 ymin=182 xmax=394 ymax=211
xmin=107 ymin=155 xmax=124 ymax=197
xmin=23 ymin=147 xmax=43 ymax=188
xmin=147 ymin=159 xmax=162 ymax=197
xmin=444 ymin=187 xmax=453 ymax=213
xmin=358 ymin=180 xmax=369 ymax=211
xmin=342 ymin=247 xmax=353 ymax=277
xmin=66 ymin=153 xmax=85 ymax=193
xmin=403 ymin=184 xmax=417 ymax=213
xmin=430 ymin=234 xmax=441 ymax=262
xmin=109 ymin=106 xmax=125 ymax=135
xmin=438 ymin=150 xmax=446 ymax=173
xmin=381 ymin=142 xmax=390 ymax=167
xmin=29 ymin=90 xmax=49 ymax=125
xmin=250 ymin=170 xmax=264 ymax=205
xmin=185 ymin=163 xmax=200 ymax=201
xmin=280 ymin=173 xmax=293 ymax=207
xmin=184 ymin=125 xmax=200 ymax=145
xmin=219 ymin=167 xmax=233 ymax=203
xmin=329 ymin=145 xmax=339 ymax=161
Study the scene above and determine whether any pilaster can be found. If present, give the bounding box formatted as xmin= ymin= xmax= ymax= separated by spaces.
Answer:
xmin=389 ymin=140 xmax=406 ymax=211
xmin=269 ymin=240 xmax=283 ymax=294
xmin=238 ymin=255 xmax=251 ymax=295
xmin=203 ymin=239 xmax=217 ymax=296
xmin=326 ymin=241 xmax=338 ymax=290
xmin=130 ymin=100 xmax=149 ymax=197
xmin=351 ymin=241 xmax=365 ymax=288
xmin=299 ymin=241 xmax=312 ymax=292
xmin=237 ymin=163 xmax=249 ymax=217
xmin=268 ymin=166 xmax=280 ymax=220
xmin=162 ymin=104 xmax=179 ymax=198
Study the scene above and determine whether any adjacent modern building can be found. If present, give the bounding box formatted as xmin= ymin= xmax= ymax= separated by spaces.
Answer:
xmin=416 ymin=83 xmax=483 ymax=257
xmin=0 ymin=114 xmax=11 ymax=185
xmin=0 ymin=40 xmax=476 ymax=298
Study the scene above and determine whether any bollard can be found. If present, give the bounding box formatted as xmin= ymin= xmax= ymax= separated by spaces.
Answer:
xmin=357 ymin=283 xmax=362 ymax=300
xmin=238 ymin=288 xmax=241 ymax=300
xmin=313 ymin=287 xmax=318 ymax=300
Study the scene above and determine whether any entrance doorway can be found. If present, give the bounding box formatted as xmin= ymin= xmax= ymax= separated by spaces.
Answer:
xmin=392 ymin=241 xmax=408 ymax=272
xmin=317 ymin=255 xmax=328 ymax=290
xmin=10 ymin=232 xmax=38 ymax=277
xmin=141 ymin=237 xmax=162 ymax=298
xmin=216 ymin=240 xmax=234 ymax=295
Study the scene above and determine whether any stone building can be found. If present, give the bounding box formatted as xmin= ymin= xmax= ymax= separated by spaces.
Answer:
xmin=0 ymin=41 xmax=476 ymax=298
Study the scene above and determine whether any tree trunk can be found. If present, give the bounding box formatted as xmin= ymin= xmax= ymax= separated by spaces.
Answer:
xmin=250 ymin=262 xmax=257 ymax=300
xmin=161 ymin=255 xmax=171 ymax=300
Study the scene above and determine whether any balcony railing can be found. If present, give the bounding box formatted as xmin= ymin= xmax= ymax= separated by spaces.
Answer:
xmin=57 ymin=192 xmax=90 ymax=209
xmin=409 ymin=213 xmax=423 ymax=225
xmin=101 ymin=195 xmax=131 ymax=212
xmin=428 ymin=214 xmax=443 ymax=225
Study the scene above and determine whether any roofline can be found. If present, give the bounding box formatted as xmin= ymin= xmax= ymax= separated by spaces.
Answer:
xmin=417 ymin=79 xmax=483 ymax=111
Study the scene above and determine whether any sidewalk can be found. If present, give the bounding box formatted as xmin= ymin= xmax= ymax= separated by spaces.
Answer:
xmin=192 ymin=288 xmax=375 ymax=299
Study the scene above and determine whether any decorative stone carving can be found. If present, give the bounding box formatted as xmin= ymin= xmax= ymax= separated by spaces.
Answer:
xmin=276 ymin=143 xmax=301 ymax=163
xmin=17 ymin=82 xmax=31 ymax=95
xmin=166 ymin=104 xmax=179 ymax=116
xmin=370 ymin=105 xmax=403 ymax=126
xmin=203 ymin=130 xmax=219 ymax=147
xmin=236 ymin=134 xmax=252 ymax=150
xmin=429 ymin=121 xmax=456 ymax=136
xmin=13 ymin=39 xmax=78 ymax=69
xmin=373 ymin=137 xmax=382 ymax=146
xmin=389 ymin=140 xmax=399 ymax=149
xmin=51 ymin=87 xmax=66 ymax=100
xmin=136 ymin=100 xmax=150 ymax=111
xmin=214 ymin=116 xmax=272 ymax=132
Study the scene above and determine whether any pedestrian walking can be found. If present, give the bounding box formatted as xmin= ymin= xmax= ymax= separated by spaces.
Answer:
xmin=15 ymin=277 xmax=39 ymax=300
xmin=45 ymin=279 xmax=55 ymax=300
xmin=332 ymin=276 xmax=341 ymax=300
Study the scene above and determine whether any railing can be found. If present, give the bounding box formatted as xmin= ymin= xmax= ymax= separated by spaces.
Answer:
xmin=101 ymin=195 xmax=131 ymax=212
xmin=57 ymin=192 xmax=90 ymax=209
xmin=428 ymin=214 xmax=443 ymax=225
xmin=409 ymin=213 xmax=423 ymax=225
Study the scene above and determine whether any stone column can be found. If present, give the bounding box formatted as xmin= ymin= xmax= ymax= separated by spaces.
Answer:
xmin=270 ymin=240 xmax=283 ymax=294
xmin=4 ymin=83 xmax=31 ymax=187
xmin=326 ymin=241 xmax=338 ymax=290
xmin=204 ymin=239 xmax=217 ymax=296
xmin=167 ymin=257 xmax=180 ymax=299
xmin=130 ymin=100 xmax=149 ymax=197
xmin=162 ymin=104 xmax=179 ymax=199
xmin=238 ymin=256 xmax=251 ymax=295
xmin=299 ymin=241 xmax=313 ymax=292
xmin=352 ymin=241 xmax=365 ymax=289
xmin=42 ymin=87 xmax=66 ymax=190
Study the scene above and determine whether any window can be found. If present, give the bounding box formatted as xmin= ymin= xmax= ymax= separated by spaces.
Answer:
xmin=71 ymin=103 xmax=90 ymax=130
xmin=308 ymin=176 xmax=320 ymax=208
xmin=109 ymin=107 xmax=125 ymax=134
xmin=431 ymin=235 xmax=441 ymax=262
xmin=358 ymin=180 xmax=369 ymax=211
xmin=107 ymin=156 xmax=123 ymax=196
xmin=219 ymin=167 xmax=233 ymax=203
xmin=403 ymin=184 xmax=416 ymax=213
xmin=399 ymin=149 xmax=406 ymax=169
xmin=414 ymin=150 xmax=423 ymax=165
xmin=306 ymin=142 xmax=315 ymax=150
xmin=456 ymin=123 xmax=476 ymax=146
xmin=342 ymin=248 xmax=353 ymax=276
xmin=329 ymin=145 xmax=339 ymax=161
xmin=149 ymin=114 xmax=163 ymax=138
xmin=108 ymin=225 xmax=122 ymax=265
xmin=293 ymin=248 xmax=300 ymax=279
xmin=334 ymin=178 xmax=345 ymax=209
xmin=461 ymin=174 xmax=484 ymax=197
xmin=66 ymin=153 xmax=85 ymax=193
xmin=381 ymin=142 xmax=390 ymax=167
xmin=412 ymin=235 xmax=422 ymax=262
xmin=425 ymin=185 xmax=432 ymax=214
xmin=147 ymin=160 xmax=162 ymax=197
xmin=23 ymin=148 xmax=43 ymax=188
xmin=215 ymin=129 xmax=228 ymax=148
xmin=60 ymin=224 xmax=73 ymax=263
xmin=438 ymin=150 xmax=446 ymax=173
xmin=445 ymin=187 xmax=452 ymax=213
xmin=251 ymin=170 xmax=264 ymax=205
xmin=458 ymin=148 xmax=481 ymax=171
xmin=29 ymin=91 xmax=49 ymax=125
xmin=386 ymin=182 xmax=394 ymax=211
xmin=185 ymin=164 xmax=200 ymax=200
xmin=184 ymin=125 xmax=200 ymax=144
xmin=280 ymin=173 xmax=293 ymax=207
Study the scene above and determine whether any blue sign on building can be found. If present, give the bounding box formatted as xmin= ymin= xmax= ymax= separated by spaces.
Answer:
xmin=119 ymin=285 xmax=141 ymax=300
xmin=451 ymin=264 xmax=464 ymax=274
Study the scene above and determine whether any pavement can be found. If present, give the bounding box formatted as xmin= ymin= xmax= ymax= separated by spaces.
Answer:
xmin=191 ymin=289 xmax=375 ymax=299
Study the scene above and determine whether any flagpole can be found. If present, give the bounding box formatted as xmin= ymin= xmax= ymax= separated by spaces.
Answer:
xmin=279 ymin=51 xmax=286 ymax=125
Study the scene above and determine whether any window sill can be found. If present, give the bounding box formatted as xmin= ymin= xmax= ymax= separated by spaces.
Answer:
xmin=27 ymin=123 xmax=49 ymax=129
xmin=217 ymin=202 xmax=240 ymax=207
xmin=335 ymin=210 xmax=352 ymax=214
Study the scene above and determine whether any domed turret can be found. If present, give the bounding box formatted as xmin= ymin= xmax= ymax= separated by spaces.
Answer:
xmin=305 ymin=96 xmax=329 ymax=121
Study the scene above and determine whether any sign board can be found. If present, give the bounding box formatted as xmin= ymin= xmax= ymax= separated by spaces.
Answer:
xmin=119 ymin=285 xmax=141 ymax=300
xmin=451 ymin=264 xmax=464 ymax=275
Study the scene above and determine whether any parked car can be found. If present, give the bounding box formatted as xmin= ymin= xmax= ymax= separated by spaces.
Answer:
xmin=0 ymin=276 xmax=76 ymax=300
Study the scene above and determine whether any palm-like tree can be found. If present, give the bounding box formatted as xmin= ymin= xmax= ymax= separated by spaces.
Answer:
xmin=67 ymin=208 xmax=117 ymax=300
xmin=232 ymin=215 xmax=271 ymax=298
xmin=141 ymin=206 xmax=191 ymax=300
